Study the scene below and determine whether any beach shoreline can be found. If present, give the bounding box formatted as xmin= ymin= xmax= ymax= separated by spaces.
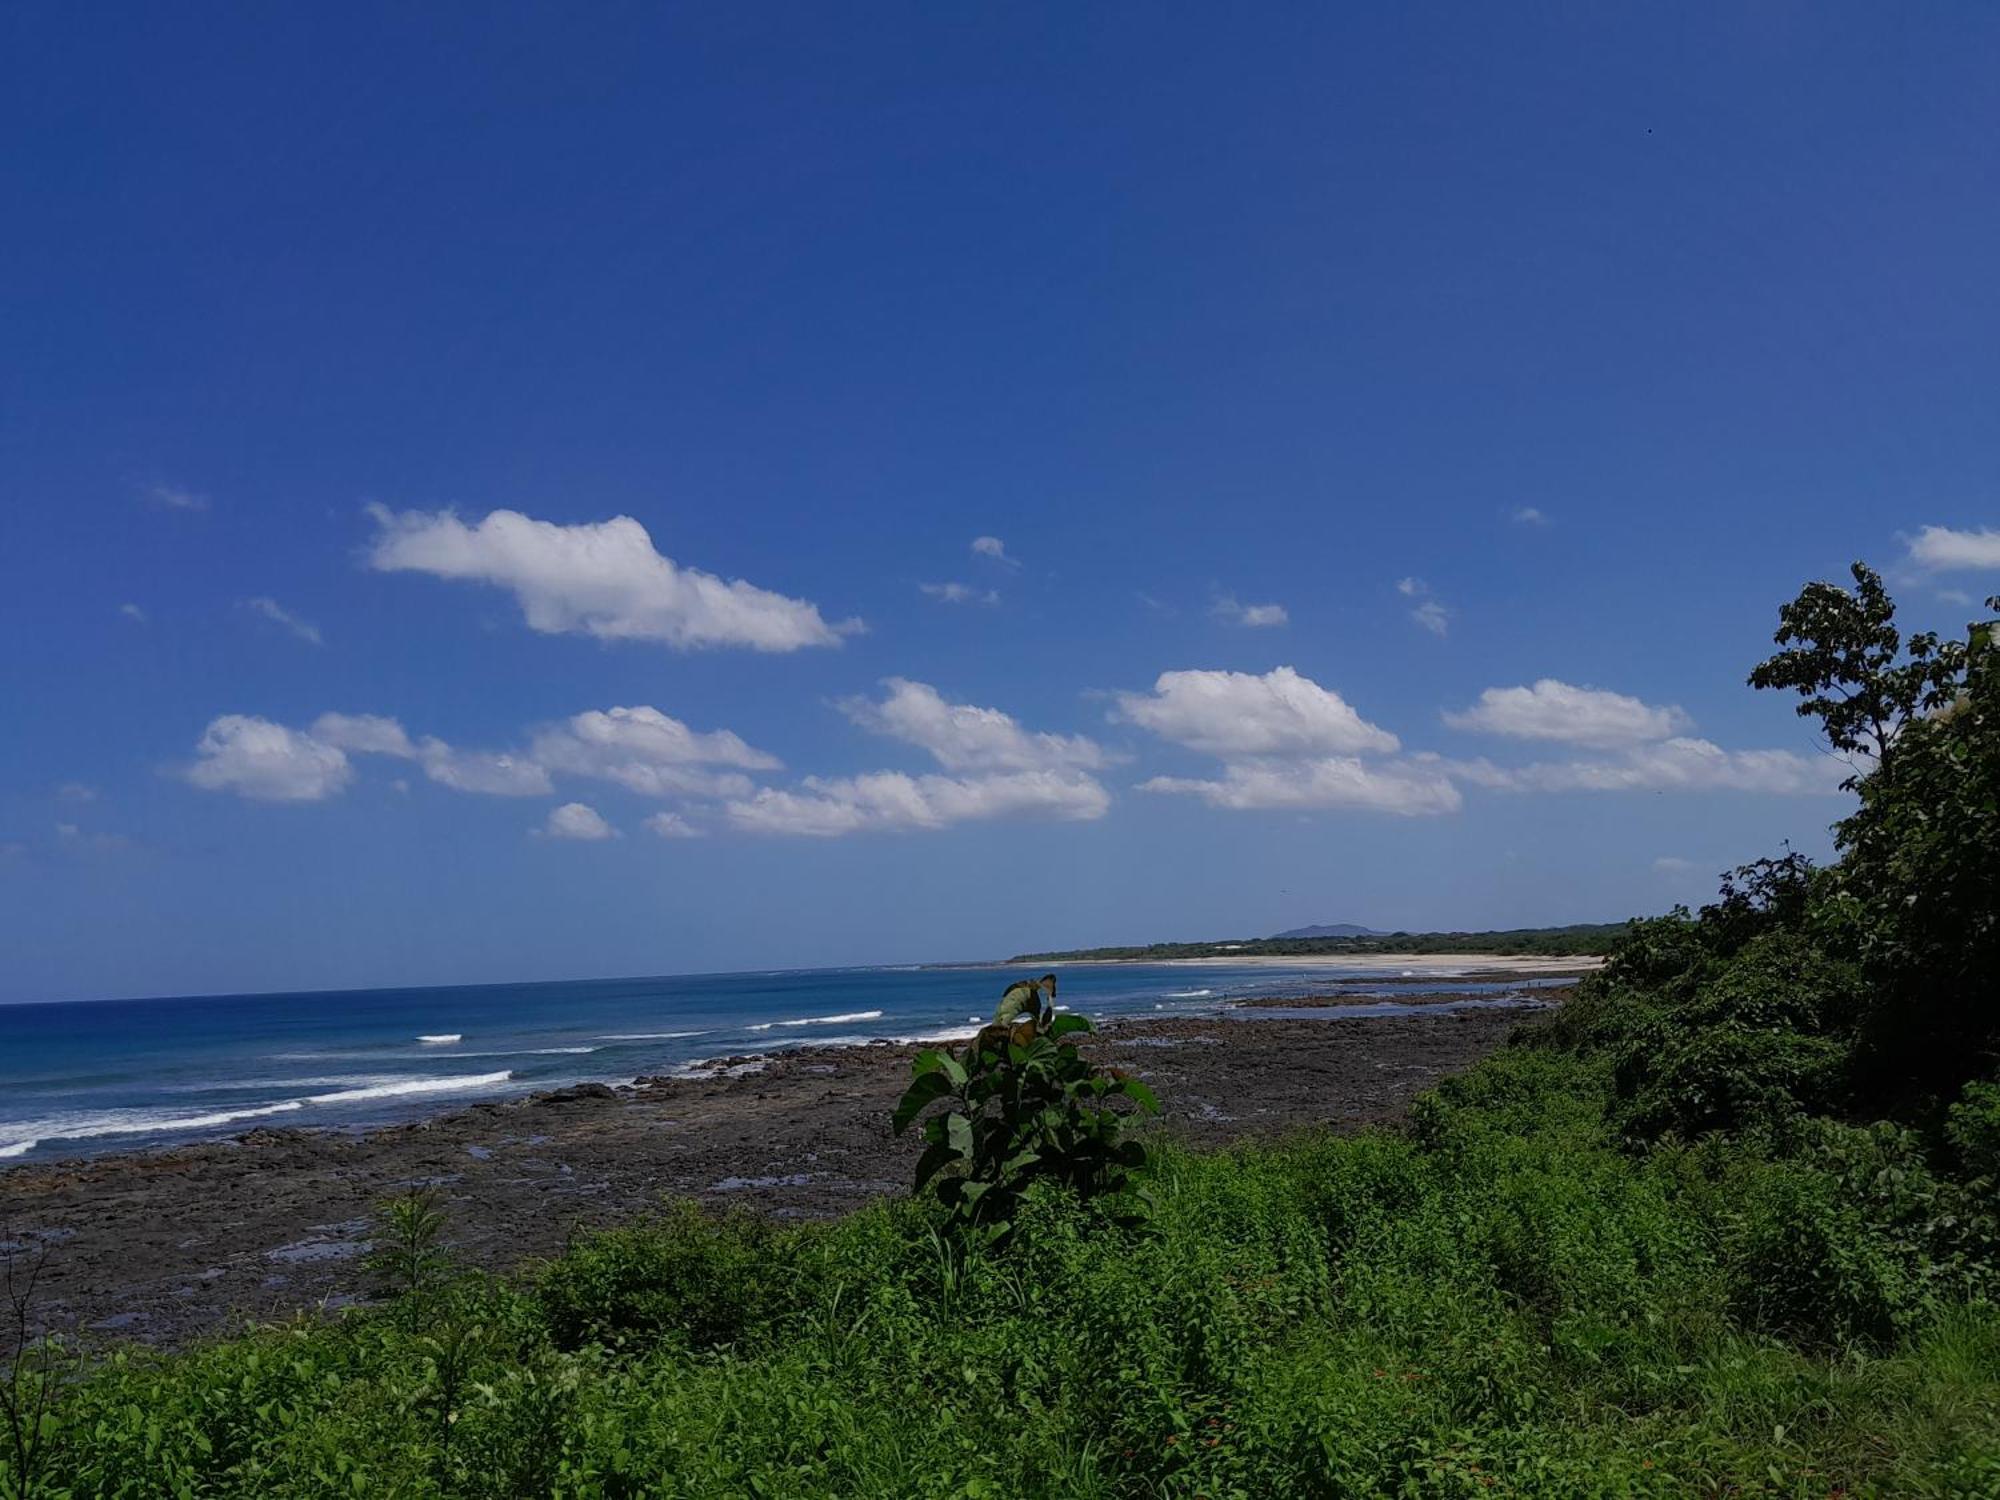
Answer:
xmin=1037 ymin=953 xmax=1602 ymax=974
xmin=0 ymin=998 xmax=1557 ymax=1352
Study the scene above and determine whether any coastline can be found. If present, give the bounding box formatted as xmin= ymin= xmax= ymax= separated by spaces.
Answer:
xmin=1048 ymin=952 xmax=1602 ymax=974
xmin=0 ymin=998 xmax=1555 ymax=1351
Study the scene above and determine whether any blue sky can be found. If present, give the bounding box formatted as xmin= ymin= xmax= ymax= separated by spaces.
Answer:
xmin=3 ymin=4 xmax=1997 ymax=1002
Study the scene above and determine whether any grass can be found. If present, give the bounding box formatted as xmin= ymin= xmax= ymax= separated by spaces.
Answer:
xmin=7 ymin=1045 xmax=1998 ymax=1497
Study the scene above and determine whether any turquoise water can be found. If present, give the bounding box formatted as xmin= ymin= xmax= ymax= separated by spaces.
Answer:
xmin=0 ymin=963 xmax=1557 ymax=1162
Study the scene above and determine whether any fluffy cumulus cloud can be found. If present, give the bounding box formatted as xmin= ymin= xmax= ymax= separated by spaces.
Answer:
xmin=366 ymin=506 xmax=857 ymax=652
xmin=1905 ymin=525 xmax=2000 ymax=572
xmin=841 ymin=679 xmax=1109 ymax=773
xmin=1510 ymin=506 xmax=1550 ymax=526
xmin=1442 ymin=679 xmax=1693 ymax=749
xmin=530 ymin=706 xmax=776 ymax=800
xmin=542 ymin=802 xmax=616 ymax=840
xmin=1142 ymin=758 xmax=1461 ymax=816
xmin=192 ymin=703 xmax=770 ymax=806
xmin=1113 ymin=667 xmax=1399 ymax=757
xmin=1113 ymin=667 xmax=1450 ymax=816
xmin=1210 ymin=594 xmax=1288 ymax=628
xmin=184 ymin=715 xmax=354 ymax=802
xmin=728 ymin=769 xmax=1109 ymax=836
xmin=311 ymin=713 xmax=417 ymax=758
xmin=1436 ymin=676 xmax=1839 ymax=796
xmin=733 ymin=681 xmax=1115 ymax=835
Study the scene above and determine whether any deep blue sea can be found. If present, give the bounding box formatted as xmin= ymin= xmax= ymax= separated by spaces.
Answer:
xmin=0 ymin=962 xmax=1559 ymax=1163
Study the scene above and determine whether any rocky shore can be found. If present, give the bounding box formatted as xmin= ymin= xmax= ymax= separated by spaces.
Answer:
xmin=1 ymin=1001 xmax=1551 ymax=1351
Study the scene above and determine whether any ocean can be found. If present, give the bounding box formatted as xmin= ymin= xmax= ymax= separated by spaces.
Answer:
xmin=0 ymin=962 xmax=1558 ymax=1163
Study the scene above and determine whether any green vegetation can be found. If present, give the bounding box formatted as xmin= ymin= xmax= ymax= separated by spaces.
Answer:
xmin=1009 ymin=923 xmax=1623 ymax=964
xmin=4 ymin=564 xmax=1998 ymax=1497
xmin=893 ymin=974 xmax=1157 ymax=1246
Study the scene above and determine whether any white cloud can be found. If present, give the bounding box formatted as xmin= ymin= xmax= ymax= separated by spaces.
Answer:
xmin=920 ymin=582 xmax=1000 ymax=606
xmin=311 ymin=711 xmax=551 ymax=795
xmin=644 ymin=811 xmax=705 ymax=839
xmin=143 ymin=483 xmax=209 ymax=512
xmin=1443 ymin=679 xmax=1693 ymax=749
xmin=529 ymin=706 xmax=775 ymax=800
xmin=119 ymin=603 xmax=148 ymax=624
xmin=1510 ymin=506 xmax=1550 ymax=526
xmin=1210 ymin=594 xmax=1289 ymax=628
xmin=1905 ymin=525 xmax=2000 ymax=572
xmin=56 ymin=782 xmax=97 ymax=803
xmin=1114 ymin=667 xmax=1399 ymax=757
xmin=243 ymin=596 xmax=323 ymax=646
xmin=418 ymin=741 xmax=553 ymax=796
xmin=728 ymin=769 xmax=1109 ymax=836
xmin=971 ymin=535 xmax=1019 ymax=568
xmin=841 ymin=679 xmax=1110 ymax=773
xmin=230 ymin=703 xmax=768 ymax=805
xmin=366 ymin=505 xmax=857 ymax=652
xmin=311 ymin=713 xmax=417 ymax=758
xmin=184 ymin=715 xmax=354 ymax=802
xmin=1461 ymin=738 xmax=1843 ymax=796
xmin=1142 ymin=757 xmax=1461 ymax=816
xmin=1653 ymin=856 xmax=1700 ymax=874
xmin=1396 ymin=577 xmax=1452 ymax=637
xmin=542 ymin=802 xmax=616 ymax=841
xmin=1936 ymin=588 xmax=1976 ymax=607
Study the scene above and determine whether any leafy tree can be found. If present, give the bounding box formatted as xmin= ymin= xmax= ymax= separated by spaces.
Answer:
xmin=1747 ymin=562 xmax=1969 ymax=785
xmin=1747 ymin=570 xmax=2000 ymax=1110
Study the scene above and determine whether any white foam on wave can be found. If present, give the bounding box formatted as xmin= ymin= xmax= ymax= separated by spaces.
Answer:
xmin=416 ymin=1034 xmax=462 ymax=1045
xmin=1162 ymin=989 xmax=1213 ymax=999
xmin=0 ymin=1099 xmax=307 ymax=1156
xmin=306 ymin=1071 xmax=514 ymax=1106
xmin=452 ymin=1046 xmax=597 ymax=1057
xmin=748 ymin=1009 xmax=884 ymax=1031
xmin=597 ymin=1030 xmax=707 ymax=1041
xmin=897 ymin=1025 xmax=981 ymax=1044
xmin=0 ymin=1071 xmax=520 ymax=1158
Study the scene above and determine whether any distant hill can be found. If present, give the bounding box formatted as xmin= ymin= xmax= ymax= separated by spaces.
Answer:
xmin=1270 ymin=923 xmax=1382 ymax=940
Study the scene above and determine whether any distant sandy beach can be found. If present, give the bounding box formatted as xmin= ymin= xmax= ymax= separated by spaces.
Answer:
xmin=1061 ymin=952 xmax=1603 ymax=975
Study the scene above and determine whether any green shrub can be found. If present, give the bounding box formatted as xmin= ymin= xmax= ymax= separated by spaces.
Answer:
xmin=1949 ymin=1080 xmax=2000 ymax=1181
xmin=1609 ymin=931 xmax=1863 ymax=1143
xmin=535 ymin=1200 xmax=798 ymax=1354
xmin=893 ymin=974 xmax=1157 ymax=1246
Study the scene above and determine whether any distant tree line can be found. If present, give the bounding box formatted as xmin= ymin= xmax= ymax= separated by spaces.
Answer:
xmin=1007 ymin=923 xmax=1624 ymax=964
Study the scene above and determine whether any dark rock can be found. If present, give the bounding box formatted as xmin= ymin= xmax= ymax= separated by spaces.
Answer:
xmin=535 ymin=1083 xmax=618 ymax=1106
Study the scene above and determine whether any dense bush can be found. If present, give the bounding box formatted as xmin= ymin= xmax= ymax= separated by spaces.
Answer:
xmin=536 ymin=1201 xmax=800 ymax=1355
xmin=1608 ymin=931 xmax=1863 ymax=1143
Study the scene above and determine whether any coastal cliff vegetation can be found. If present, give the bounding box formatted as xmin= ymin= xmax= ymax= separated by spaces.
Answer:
xmin=5 ymin=564 xmax=1999 ymax=1497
